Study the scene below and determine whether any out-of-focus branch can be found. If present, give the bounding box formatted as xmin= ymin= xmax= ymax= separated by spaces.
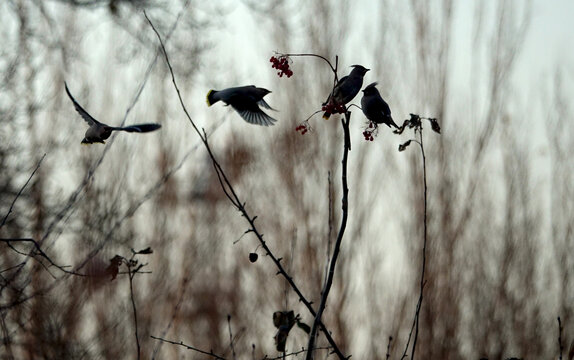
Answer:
xmin=558 ymin=316 xmax=563 ymax=360
xmin=1 ymin=154 xmax=45 ymax=228
xmin=39 ymin=0 xmax=189 ymax=247
xmin=305 ymin=112 xmax=351 ymax=360
xmin=0 ymin=238 xmax=86 ymax=278
xmin=145 ymin=12 xmax=347 ymax=359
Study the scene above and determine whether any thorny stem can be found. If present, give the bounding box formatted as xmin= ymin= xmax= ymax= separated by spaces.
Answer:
xmin=145 ymin=13 xmax=347 ymax=359
xmin=305 ymin=112 xmax=352 ymax=360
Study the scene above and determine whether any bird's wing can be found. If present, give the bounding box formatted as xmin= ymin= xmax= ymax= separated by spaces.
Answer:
xmin=64 ymin=82 xmax=103 ymax=127
xmin=378 ymin=97 xmax=392 ymax=116
xmin=115 ymin=123 xmax=162 ymax=133
xmin=323 ymin=75 xmax=349 ymax=105
xmin=333 ymin=75 xmax=349 ymax=94
xmin=235 ymin=108 xmax=277 ymax=126
xmin=231 ymin=99 xmax=277 ymax=126
xmin=257 ymin=98 xmax=276 ymax=111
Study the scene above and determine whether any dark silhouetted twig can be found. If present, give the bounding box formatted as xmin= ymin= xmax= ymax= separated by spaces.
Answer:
xmin=305 ymin=112 xmax=351 ymax=360
xmin=150 ymin=335 xmax=226 ymax=359
xmin=397 ymin=114 xmax=439 ymax=360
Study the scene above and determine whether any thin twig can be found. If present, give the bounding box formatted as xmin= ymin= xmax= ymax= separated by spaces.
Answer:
xmin=145 ymin=13 xmax=347 ymax=360
xmin=305 ymin=112 xmax=352 ymax=360
xmin=152 ymin=276 xmax=189 ymax=359
xmin=385 ymin=336 xmax=393 ymax=359
xmin=127 ymin=259 xmax=141 ymax=360
xmin=1 ymin=154 xmax=45 ymax=228
xmin=150 ymin=335 xmax=226 ymax=359
xmin=279 ymin=53 xmax=337 ymax=74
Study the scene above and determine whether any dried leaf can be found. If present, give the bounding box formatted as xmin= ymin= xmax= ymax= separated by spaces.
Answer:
xmin=409 ymin=114 xmax=421 ymax=128
xmin=106 ymin=255 xmax=123 ymax=280
xmin=296 ymin=320 xmax=311 ymax=334
xmin=136 ymin=247 xmax=153 ymax=255
xmin=398 ymin=140 xmax=412 ymax=152
xmin=429 ymin=118 xmax=441 ymax=134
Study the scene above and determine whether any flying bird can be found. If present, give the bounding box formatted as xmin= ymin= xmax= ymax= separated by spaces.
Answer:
xmin=361 ymin=82 xmax=398 ymax=129
xmin=65 ymin=83 xmax=161 ymax=144
xmin=206 ymin=85 xmax=277 ymax=126
xmin=323 ymin=65 xmax=370 ymax=119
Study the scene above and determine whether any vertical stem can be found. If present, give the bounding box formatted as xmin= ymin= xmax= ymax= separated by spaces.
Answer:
xmin=411 ymin=128 xmax=428 ymax=360
xmin=305 ymin=112 xmax=351 ymax=360
xmin=128 ymin=266 xmax=141 ymax=360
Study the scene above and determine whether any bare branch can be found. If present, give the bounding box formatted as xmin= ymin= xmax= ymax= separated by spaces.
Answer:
xmin=145 ymin=12 xmax=347 ymax=359
xmin=150 ymin=335 xmax=227 ymax=359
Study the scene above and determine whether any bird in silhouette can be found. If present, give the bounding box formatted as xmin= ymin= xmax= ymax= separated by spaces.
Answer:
xmin=361 ymin=82 xmax=398 ymax=129
xmin=322 ymin=65 xmax=370 ymax=119
xmin=65 ymin=83 xmax=161 ymax=144
xmin=206 ymin=85 xmax=277 ymax=126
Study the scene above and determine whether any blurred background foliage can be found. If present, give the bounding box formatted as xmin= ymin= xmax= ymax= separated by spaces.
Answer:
xmin=0 ymin=0 xmax=573 ymax=358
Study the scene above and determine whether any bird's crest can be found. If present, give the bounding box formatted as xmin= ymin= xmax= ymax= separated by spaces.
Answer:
xmin=350 ymin=64 xmax=370 ymax=72
xmin=364 ymin=82 xmax=378 ymax=90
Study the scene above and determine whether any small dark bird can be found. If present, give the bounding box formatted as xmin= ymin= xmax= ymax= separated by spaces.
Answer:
xmin=206 ymin=85 xmax=277 ymax=126
xmin=361 ymin=82 xmax=398 ymax=129
xmin=323 ymin=65 xmax=370 ymax=119
xmin=65 ymin=83 xmax=161 ymax=144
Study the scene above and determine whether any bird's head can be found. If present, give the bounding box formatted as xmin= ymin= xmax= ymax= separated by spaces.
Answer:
xmin=350 ymin=65 xmax=370 ymax=76
xmin=362 ymin=82 xmax=379 ymax=95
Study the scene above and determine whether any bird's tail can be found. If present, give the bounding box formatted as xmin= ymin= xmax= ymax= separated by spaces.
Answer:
xmin=116 ymin=123 xmax=162 ymax=133
xmin=322 ymin=112 xmax=331 ymax=120
xmin=206 ymin=90 xmax=218 ymax=106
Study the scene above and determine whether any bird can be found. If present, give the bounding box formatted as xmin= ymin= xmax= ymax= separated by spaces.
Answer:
xmin=206 ymin=85 xmax=277 ymax=126
xmin=64 ymin=83 xmax=161 ymax=144
xmin=322 ymin=65 xmax=370 ymax=119
xmin=360 ymin=82 xmax=398 ymax=129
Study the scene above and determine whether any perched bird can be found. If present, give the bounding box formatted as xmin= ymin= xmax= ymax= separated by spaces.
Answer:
xmin=64 ymin=83 xmax=161 ymax=144
xmin=206 ymin=85 xmax=277 ymax=126
xmin=322 ymin=65 xmax=370 ymax=119
xmin=361 ymin=82 xmax=398 ymax=129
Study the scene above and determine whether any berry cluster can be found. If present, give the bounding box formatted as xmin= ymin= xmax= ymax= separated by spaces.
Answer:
xmin=321 ymin=103 xmax=346 ymax=115
xmin=295 ymin=122 xmax=310 ymax=135
xmin=362 ymin=121 xmax=378 ymax=141
xmin=270 ymin=56 xmax=293 ymax=78
xmin=363 ymin=130 xmax=374 ymax=141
